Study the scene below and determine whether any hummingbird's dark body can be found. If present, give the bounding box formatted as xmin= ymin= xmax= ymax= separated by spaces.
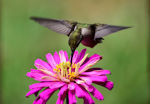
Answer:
xmin=31 ymin=17 xmax=130 ymax=63
xmin=79 ymin=24 xmax=103 ymax=48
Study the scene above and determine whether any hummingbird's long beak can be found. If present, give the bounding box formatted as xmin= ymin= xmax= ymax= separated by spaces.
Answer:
xmin=70 ymin=50 xmax=75 ymax=64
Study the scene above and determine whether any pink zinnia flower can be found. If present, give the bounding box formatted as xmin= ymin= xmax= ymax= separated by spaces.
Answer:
xmin=26 ymin=49 xmax=113 ymax=104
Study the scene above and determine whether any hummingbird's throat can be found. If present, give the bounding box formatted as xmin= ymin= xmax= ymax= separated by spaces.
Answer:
xmin=53 ymin=62 xmax=80 ymax=81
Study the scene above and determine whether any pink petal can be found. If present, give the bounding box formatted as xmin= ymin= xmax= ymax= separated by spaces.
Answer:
xmin=81 ymin=69 xmax=111 ymax=76
xmin=75 ymin=80 xmax=93 ymax=92
xmin=49 ymin=82 xmax=65 ymax=89
xmin=79 ymin=54 xmax=102 ymax=73
xmin=81 ymin=83 xmax=93 ymax=92
xmin=83 ymin=54 xmax=102 ymax=65
xmin=32 ymin=88 xmax=59 ymax=104
xmin=89 ymin=54 xmax=102 ymax=60
xmin=75 ymin=84 xmax=95 ymax=104
xmin=85 ymin=75 xmax=107 ymax=82
xmin=98 ymin=70 xmax=111 ymax=75
xmin=27 ymin=69 xmax=57 ymax=81
xmin=68 ymin=89 xmax=77 ymax=104
xmin=34 ymin=59 xmax=53 ymax=71
xmin=68 ymin=82 xmax=76 ymax=90
xmin=29 ymin=82 xmax=52 ymax=89
xmin=57 ymin=84 xmax=68 ymax=96
xmin=30 ymin=82 xmax=65 ymax=89
xmin=83 ymin=93 xmax=95 ymax=104
xmin=33 ymin=97 xmax=45 ymax=104
xmin=72 ymin=50 xmax=79 ymax=63
xmin=59 ymin=50 xmax=67 ymax=63
xmin=85 ymin=68 xmax=102 ymax=72
xmin=26 ymin=69 xmax=45 ymax=79
xmin=64 ymin=51 xmax=69 ymax=61
xmin=56 ymin=93 xmax=67 ymax=104
xmin=46 ymin=53 xmax=57 ymax=69
xmin=39 ymin=88 xmax=57 ymax=101
xmin=57 ymin=85 xmax=68 ymax=104
xmin=105 ymin=81 xmax=114 ymax=90
xmin=53 ymin=51 xmax=60 ymax=64
xmin=79 ymin=77 xmax=92 ymax=85
xmin=75 ymin=49 xmax=86 ymax=63
xmin=94 ymin=81 xmax=114 ymax=90
xmin=26 ymin=88 xmax=42 ymax=97
xmin=90 ymin=85 xmax=104 ymax=100
xmin=75 ymin=84 xmax=85 ymax=98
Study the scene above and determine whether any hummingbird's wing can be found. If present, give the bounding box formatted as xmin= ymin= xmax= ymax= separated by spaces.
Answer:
xmin=94 ymin=24 xmax=130 ymax=39
xmin=31 ymin=17 xmax=76 ymax=36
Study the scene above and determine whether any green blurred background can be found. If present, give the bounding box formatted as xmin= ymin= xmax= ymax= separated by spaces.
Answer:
xmin=1 ymin=0 xmax=149 ymax=104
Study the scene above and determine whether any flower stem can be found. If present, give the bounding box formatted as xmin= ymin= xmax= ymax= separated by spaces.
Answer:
xmin=66 ymin=93 xmax=69 ymax=104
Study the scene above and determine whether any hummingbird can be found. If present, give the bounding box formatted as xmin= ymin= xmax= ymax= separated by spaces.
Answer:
xmin=31 ymin=17 xmax=130 ymax=63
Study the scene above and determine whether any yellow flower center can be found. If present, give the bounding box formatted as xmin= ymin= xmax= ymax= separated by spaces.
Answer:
xmin=53 ymin=61 xmax=80 ymax=81
xmin=38 ymin=53 xmax=89 ymax=82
